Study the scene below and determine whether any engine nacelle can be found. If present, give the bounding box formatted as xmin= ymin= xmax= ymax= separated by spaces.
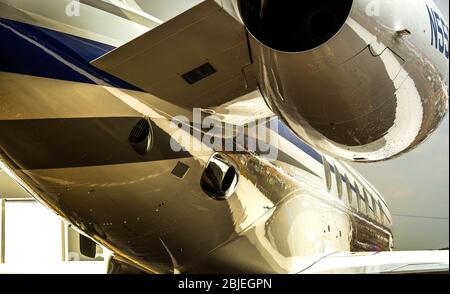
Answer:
xmin=236 ymin=0 xmax=449 ymax=161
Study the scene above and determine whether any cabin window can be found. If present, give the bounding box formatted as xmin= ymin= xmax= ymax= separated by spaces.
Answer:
xmin=335 ymin=166 xmax=343 ymax=198
xmin=381 ymin=213 xmax=386 ymax=225
xmin=372 ymin=195 xmax=379 ymax=220
xmin=377 ymin=200 xmax=384 ymax=224
xmin=366 ymin=190 xmax=374 ymax=212
xmin=381 ymin=205 xmax=392 ymax=225
xmin=345 ymin=175 xmax=352 ymax=205
xmin=323 ymin=157 xmax=332 ymax=191
xmin=383 ymin=211 xmax=390 ymax=226
xmin=363 ymin=189 xmax=370 ymax=215
xmin=354 ymin=182 xmax=361 ymax=212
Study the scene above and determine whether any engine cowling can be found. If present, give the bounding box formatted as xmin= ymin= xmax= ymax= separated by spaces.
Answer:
xmin=236 ymin=0 xmax=449 ymax=162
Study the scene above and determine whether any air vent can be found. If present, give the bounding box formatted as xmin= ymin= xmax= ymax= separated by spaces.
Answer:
xmin=201 ymin=153 xmax=239 ymax=201
xmin=182 ymin=63 xmax=216 ymax=84
xmin=171 ymin=162 xmax=190 ymax=179
xmin=129 ymin=118 xmax=150 ymax=144
xmin=129 ymin=118 xmax=152 ymax=155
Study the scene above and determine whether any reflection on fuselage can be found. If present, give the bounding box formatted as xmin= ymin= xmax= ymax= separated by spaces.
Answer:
xmin=0 ymin=0 xmax=429 ymax=274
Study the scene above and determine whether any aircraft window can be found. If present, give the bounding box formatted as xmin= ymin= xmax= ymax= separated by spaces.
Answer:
xmin=323 ymin=157 xmax=332 ymax=191
xmin=378 ymin=200 xmax=384 ymax=224
xmin=366 ymin=190 xmax=374 ymax=211
xmin=382 ymin=211 xmax=390 ymax=226
xmin=363 ymin=189 xmax=370 ymax=214
xmin=372 ymin=195 xmax=378 ymax=220
xmin=354 ymin=182 xmax=361 ymax=211
xmin=345 ymin=175 xmax=352 ymax=204
xmin=335 ymin=166 xmax=342 ymax=198
xmin=381 ymin=206 xmax=392 ymax=225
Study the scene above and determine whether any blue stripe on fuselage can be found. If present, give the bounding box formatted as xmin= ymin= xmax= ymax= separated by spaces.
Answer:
xmin=0 ymin=18 xmax=140 ymax=91
xmin=0 ymin=18 xmax=326 ymax=167
xmin=39 ymin=27 xmax=115 ymax=62
xmin=277 ymin=120 xmax=323 ymax=164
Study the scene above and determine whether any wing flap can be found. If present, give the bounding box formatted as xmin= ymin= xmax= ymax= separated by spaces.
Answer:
xmin=92 ymin=0 xmax=256 ymax=108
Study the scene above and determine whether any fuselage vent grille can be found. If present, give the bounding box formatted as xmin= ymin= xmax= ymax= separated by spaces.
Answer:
xmin=128 ymin=118 xmax=150 ymax=144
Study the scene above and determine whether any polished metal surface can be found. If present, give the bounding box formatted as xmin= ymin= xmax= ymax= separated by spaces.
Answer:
xmin=0 ymin=0 xmax=446 ymax=274
xmin=238 ymin=0 xmax=449 ymax=162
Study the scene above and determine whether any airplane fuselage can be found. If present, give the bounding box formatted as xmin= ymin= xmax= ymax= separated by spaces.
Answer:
xmin=0 ymin=0 xmax=447 ymax=273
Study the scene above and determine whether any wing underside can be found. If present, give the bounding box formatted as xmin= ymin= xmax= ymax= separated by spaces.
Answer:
xmin=92 ymin=0 xmax=257 ymax=110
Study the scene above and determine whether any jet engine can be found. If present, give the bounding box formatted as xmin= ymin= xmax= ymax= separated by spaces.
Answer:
xmin=235 ymin=0 xmax=449 ymax=161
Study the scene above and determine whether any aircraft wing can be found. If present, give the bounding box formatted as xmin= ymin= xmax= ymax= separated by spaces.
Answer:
xmin=91 ymin=0 xmax=257 ymax=109
xmin=300 ymin=251 xmax=449 ymax=274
